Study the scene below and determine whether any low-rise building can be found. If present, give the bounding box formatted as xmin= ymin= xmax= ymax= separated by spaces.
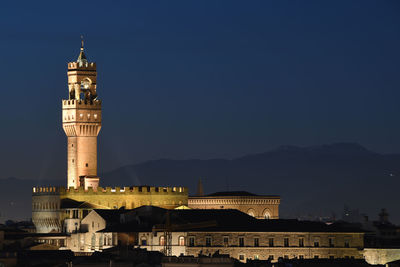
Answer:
xmin=80 ymin=206 xmax=364 ymax=262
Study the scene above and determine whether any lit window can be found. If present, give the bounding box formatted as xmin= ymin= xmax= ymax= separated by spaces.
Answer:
xmin=179 ymin=236 xmax=185 ymax=246
xmin=80 ymin=114 xmax=83 ymax=118
xmin=87 ymin=114 xmax=90 ymax=119
xmin=160 ymin=236 xmax=165 ymax=246
xmin=94 ymin=114 xmax=97 ymax=119
xmin=254 ymin=255 xmax=259 ymax=260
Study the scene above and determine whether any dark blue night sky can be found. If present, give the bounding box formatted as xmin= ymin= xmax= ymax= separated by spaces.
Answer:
xmin=0 ymin=0 xmax=399 ymax=181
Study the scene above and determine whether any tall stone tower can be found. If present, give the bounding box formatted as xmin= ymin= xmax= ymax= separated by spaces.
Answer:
xmin=62 ymin=39 xmax=102 ymax=190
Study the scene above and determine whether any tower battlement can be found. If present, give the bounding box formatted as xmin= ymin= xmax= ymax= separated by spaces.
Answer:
xmin=62 ymin=99 xmax=102 ymax=108
xmin=68 ymin=62 xmax=96 ymax=70
xmin=33 ymin=186 xmax=188 ymax=196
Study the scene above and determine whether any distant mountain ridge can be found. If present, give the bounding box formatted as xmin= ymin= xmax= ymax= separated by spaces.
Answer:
xmin=1 ymin=143 xmax=400 ymax=223
xmin=99 ymin=142 xmax=400 ymax=222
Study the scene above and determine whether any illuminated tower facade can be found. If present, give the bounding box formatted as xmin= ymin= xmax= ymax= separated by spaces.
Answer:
xmin=62 ymin=40 xmax=102 ymax=190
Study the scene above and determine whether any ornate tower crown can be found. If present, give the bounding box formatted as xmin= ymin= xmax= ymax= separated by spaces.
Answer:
xmin=67 ymin=37 xmax=98 ymax=102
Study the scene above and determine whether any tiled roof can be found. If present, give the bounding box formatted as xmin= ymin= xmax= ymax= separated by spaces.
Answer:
xmin=98 ymin=206 xmax=364 ymax=234
xmin=60 ymin=198 xmax=104 ymax=209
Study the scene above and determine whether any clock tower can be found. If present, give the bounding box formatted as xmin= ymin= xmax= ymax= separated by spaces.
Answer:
xmin=62 ymin=39 xmax=102 ymax=190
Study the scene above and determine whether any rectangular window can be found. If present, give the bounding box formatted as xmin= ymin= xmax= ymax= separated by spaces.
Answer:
xmin=239 ymin=254 xmax=245 ymax=261
xmin=254 ymin=238 xmax=259 ymax=247
xmin=329 ymin=256 xmax=334 ymax=260
xmin=223 ymin=236 xmax=229 ymax=246
xmin=254 ymin=255 xmax=259 ymax=260
xmin=205 ymin=237 xmax=212 ymax=247
xmin=189 ymin=237 xmax=195 ymax=247
xmin=269 ymin=238 xmax=274 ymax=247
xmin=329 ymin=238 xmax=334 ymax=247
xmin=344 ymin=240 xmax=350 ymax=248
xmin=141 ymin=239 xmax=147 ymax=246
xmin=314 ymin=240 xmax=319 ymax=247
xmin=284 ymin=255 xmax=289 ymax=259
xmin=299 ymin=255 xmax=304 ymax=259
xmin=284 ymin=237 xmax=289 ymax=247
xmin=314 ymin=255 xmax=319 ymax=259
xmin=299 ymin=238 xmax=304 ymax=247
xmin=239 ymin=237 xmax=244 ymax=247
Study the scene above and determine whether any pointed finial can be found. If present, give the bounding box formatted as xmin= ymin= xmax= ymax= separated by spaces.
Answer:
xmin=80 ymin=35 xmax=84 ymax=51
xmin=77 ymin=35 xmax=88 ymax=65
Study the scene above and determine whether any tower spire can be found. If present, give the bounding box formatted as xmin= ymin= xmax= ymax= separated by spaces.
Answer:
xmin=77 ymin=35 xmax=87 ymax=66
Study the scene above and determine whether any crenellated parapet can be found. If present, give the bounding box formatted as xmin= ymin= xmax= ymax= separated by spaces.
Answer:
xmin=32 ymin=186 xmax=61 ymax=195
xmin=62 ymin=99 xmax=102 ymax=137
xmin=33 ymin=186 xmax=187 ymax=196
xmin=65 ymin=186 xmax=187 ymax=195
xmin=62 ymin=99 xmax=101 ymax=108
xmin=68 ymin=62 xmax=96 ymax=70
